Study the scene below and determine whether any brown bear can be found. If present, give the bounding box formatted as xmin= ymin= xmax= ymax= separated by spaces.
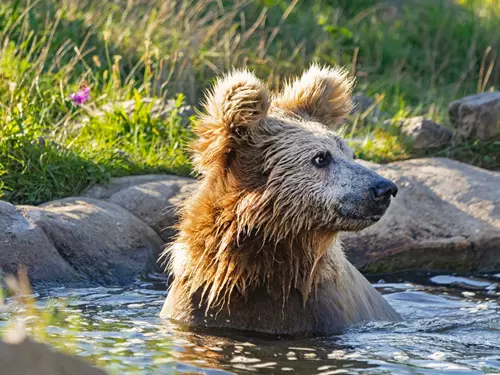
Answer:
xmin=160 ymin=64 xmax=401 ymax=336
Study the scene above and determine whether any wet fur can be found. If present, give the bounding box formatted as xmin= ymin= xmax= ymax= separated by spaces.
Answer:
xmin=161 ymin=64 xmax=400 ymax=335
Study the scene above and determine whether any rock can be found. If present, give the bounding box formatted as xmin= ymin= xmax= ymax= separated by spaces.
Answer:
xmin=342 ymin=158 xmax=500 ymax=274
xmin=85 ymin=174 xmax=192 ymax=200
xmin=107 ymin=178 xmax=197 ymax=242
xmin=0 ymin=201 xmax=85 ymax=285
xmin=0 ymin=336 xmax=106 ymax=375
xmin=449 ymin=91 xmax=500 ymax=141
xmin=85 ymin=161 xmax=500 ymax=276
xmin=400 ymin=116 xmax=453 ymax=149
xmin=1 ymin=173 xmax=198 ymax=287
xmin=351 ymin=95 xmax=375 ymax=114
xmin=0 ymin=198 xmax=164 ymax=286
xmin=349 ymin=95 xmax=383 ymax=124
xmin=36 ymin=198 xmax=166 ymax=282
xmin=85 ymin=174 xmax=197 ymax=242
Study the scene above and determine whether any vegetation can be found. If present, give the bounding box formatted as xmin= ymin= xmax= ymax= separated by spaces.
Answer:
xmin=0 ymin=0 xmax=499 ymax=205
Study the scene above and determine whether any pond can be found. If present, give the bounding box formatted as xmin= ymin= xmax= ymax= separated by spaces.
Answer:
xmin=2 ymin=272 xmax=499 ymax=375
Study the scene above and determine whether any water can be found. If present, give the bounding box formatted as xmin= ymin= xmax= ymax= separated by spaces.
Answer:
xmin=2 ymin=272 xmax=500 ymax=374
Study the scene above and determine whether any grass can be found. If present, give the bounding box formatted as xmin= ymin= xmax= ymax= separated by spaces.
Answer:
xmin=0 ymin=0 xmax=499 ymax=205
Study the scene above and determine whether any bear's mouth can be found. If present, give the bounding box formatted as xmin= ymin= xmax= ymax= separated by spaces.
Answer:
xmin=364 ymin=214 xmax=382 ymax=221
xmin=338 ymin=206 xmax=385 ymax=223
xmin=340 ymin=214 xmax=382 ymax=223
xmin=336 ymin=195 xmax=391 ymax=231
xmin=336 ymin=213 xmax=383 ymax=231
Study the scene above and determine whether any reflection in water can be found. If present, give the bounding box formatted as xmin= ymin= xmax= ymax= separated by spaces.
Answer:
xmin=1 ymin=273 xmax=499 ymax=374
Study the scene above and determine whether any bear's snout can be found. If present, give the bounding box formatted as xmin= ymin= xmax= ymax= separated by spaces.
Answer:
xmin=369 ymin=178 xmax=398 ymax=203
xmin=335 ymin=161 xmax=398 ymax=230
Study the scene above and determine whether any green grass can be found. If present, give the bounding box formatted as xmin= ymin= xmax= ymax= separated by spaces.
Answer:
xmin=0 ymin=0 xmax=499 ymax=205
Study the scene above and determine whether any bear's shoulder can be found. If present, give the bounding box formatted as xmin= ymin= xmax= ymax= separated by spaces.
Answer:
xmin=162 ymin=256 xmax=399 ymax=336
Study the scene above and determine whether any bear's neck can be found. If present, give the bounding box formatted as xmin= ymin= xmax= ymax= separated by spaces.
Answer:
xmin=172 ymin=179 xmax=342 ymax=309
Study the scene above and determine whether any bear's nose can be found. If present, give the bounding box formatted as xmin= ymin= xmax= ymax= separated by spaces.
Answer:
xmin=370 ymin=178 xmax=398 ymax=202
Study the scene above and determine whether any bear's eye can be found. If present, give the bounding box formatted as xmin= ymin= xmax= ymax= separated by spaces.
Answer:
xmin=312 ymin=151 xmax=332 ymax=168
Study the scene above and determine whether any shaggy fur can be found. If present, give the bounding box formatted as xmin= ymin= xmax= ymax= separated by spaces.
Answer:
xmin=161 ymin=64 xmax=400 ymax=336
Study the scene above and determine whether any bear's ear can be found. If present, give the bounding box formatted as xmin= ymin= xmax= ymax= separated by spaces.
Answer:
xmin=273 ymin=64 xmax=354 ymax=129
xmin=192 ymin=69 xmax=270 ymax=174
xmin=202 ymin=69 xmax=270 ymax=131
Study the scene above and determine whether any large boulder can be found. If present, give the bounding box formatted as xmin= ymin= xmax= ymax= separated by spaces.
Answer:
xmin=0 ymin=201 xmax=84 ymax=285
xmin=400 ymin=116 xmax=453 ymax=149
xmin=93 ymin=161 xmax=500 ymax=276
xmin=107 ymin=180 xmax=196 ymax=242
xmin=0 ymin=198 xmax=164 ymax=286
xmin=348 ymin=94 xmax=384 ymax=126
xmin=351 ymin=95 xmax=376 ymax=115
xmin=342 ymin=158 xmax=500 ymax=274
xmin=86 ymin=175 xmax=197 ymax=242
xmin=84 ymin=174 xmax=192 ymax=199
xmin=449 ymin=92 xmax=500 ymax=141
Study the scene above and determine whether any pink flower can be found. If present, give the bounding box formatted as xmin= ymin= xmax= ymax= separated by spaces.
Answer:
xmin=68 ymin=87 xmax=90 ymax=105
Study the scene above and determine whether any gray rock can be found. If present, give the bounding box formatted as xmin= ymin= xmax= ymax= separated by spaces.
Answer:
xmin=37 ymin=197 xmax=166 ymax=282
xmin=0 ymin=335 xmax=106 ymax=375
xmin=0 ymin=198 xmax=164 ymax=286
xmin=342 ymin=158 xmax=500 ymax=274
xmin=85 ymin=174 xmax=192 ymax=200
xmin=108 ymin=178 xmax=197 ymax=241
xmin=449 ymin=91 xmax=500 ymax=141
xmin=85 ymin=174 xmax=197 ymax=242
xmin=0 ymin=201 xmax=84 ymax=285
xmin=351 ymin=95 xmax=375 ymax=115
xmin=351 ymin=94 xmax=383 ymax=121
xmin=400 ymin=116 xmax=453 ymax=149
xmin=90 ymin=159 xmax=499 ymax=276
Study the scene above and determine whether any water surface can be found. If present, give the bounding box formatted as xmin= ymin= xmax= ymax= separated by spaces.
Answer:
xmin=2 ymin=272 xmax=499 ymax=374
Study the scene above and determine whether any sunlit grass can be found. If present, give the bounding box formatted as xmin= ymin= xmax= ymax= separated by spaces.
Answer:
xmin=0 ymin=0 xmax=499 ymax=205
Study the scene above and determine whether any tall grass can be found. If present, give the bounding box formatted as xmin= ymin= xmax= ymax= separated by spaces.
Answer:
xmin=0 ymin=0 xmax=499 ymax=205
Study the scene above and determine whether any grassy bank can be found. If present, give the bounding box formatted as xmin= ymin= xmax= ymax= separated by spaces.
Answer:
xmin=0 ymin=0 xmax=499 ymax=205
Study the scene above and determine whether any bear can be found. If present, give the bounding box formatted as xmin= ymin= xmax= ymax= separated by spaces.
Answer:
xmin=160 ymin=64 xmax=401 ymax=336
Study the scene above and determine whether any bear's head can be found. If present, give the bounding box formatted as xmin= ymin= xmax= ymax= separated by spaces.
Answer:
xmin=191 ymin=64 xmax=397 ymax=242
xmin=171 ymin=65 xmax=398 ymax=307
